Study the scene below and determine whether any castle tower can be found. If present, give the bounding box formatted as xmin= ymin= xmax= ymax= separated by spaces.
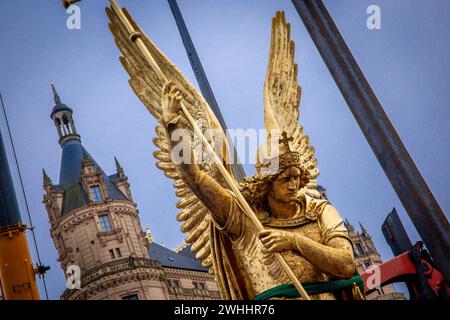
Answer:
xmin=42 ymin=85 xmax=168 ymax=300
xmin=344 ymin=220 xmax=406 ymax=300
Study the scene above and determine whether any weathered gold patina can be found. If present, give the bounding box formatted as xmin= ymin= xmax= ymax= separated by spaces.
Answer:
xmin=107 ymin=2 xmax=359 ymax=300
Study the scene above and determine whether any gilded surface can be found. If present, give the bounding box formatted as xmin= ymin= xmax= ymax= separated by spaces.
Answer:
xmin=107 ymin=3 xmax=357 ymax=300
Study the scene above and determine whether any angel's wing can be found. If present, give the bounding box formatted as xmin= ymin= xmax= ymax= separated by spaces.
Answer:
xmin=264 ymin=11 xmax=301 ymax=136
xmin=291 ymin=125 xmax=321 ymax=198
xmin=106 ymin=2 xmax=232 ymax=271
xmin=264 ymin=11 xmax=320 ymax=198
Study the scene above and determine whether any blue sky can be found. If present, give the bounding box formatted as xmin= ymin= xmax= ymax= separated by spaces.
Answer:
xmin=0 ymin=0 xmax=448 ymax=299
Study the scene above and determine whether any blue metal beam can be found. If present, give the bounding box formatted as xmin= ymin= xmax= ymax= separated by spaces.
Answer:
xmin=167 ymin=0 xmax=245 ymax=181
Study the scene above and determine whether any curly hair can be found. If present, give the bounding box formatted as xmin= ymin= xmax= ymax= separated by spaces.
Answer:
xmin=239 ymin=165 xmax=310 ymax=221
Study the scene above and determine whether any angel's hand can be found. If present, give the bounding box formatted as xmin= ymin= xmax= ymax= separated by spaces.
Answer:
xmin=162 ymin=81 xmax=183 ymax=124
xmin=259 ymin=229 xmax=296 ymax=253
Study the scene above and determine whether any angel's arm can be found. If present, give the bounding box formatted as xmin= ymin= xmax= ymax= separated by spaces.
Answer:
xmin=260 ymin=230 xmax=355 ymax=279
xmin=296 ymin=204 xmax=355 ymax=278
xmin=293 ymin=234 xmax=355 ymax=279
xmin=259 ymin=205 xmax=356 ymax=279
xmin=162 ymin=82 xmax=237 ymax=229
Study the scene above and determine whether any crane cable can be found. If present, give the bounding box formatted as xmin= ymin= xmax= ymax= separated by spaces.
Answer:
xmin=0 ymin=92 xmax=49 ymax=300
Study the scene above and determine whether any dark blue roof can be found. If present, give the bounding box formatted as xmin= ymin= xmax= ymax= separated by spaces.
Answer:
xmin=177 ymin=244 xmax=197 ymax=259
xmin=148 ymin=242 xmax=207 ymax=272
xmin=58 ymin=140 xmax=127 ymax=215
xmin=109 ymin=173 xmax=120 ymax=184
xmin=51 ymin=103 xmax=73 ymax=118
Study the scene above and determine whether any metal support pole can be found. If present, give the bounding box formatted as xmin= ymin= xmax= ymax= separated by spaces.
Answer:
xmin=167 ymin=0 xmax=246 ymax=181
xmin=0 ymin=124 xmax=21 ymax=229
xmin=0 ymin=98 xmax=40 ymax=299
xmin=291 ymin=0 xmax=449 ymax=283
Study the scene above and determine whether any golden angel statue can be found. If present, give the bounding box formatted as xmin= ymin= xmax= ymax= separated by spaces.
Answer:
xmin=106 ymin=1 xmax=363 ymax=300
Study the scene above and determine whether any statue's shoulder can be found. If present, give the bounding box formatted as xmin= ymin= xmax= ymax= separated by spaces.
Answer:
xmin=304 ymin=194 xmax=329 ymax=220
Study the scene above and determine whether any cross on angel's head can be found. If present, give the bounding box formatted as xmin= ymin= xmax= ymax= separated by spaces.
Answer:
xmin=279 ymin=131 xmax=294 ymax=153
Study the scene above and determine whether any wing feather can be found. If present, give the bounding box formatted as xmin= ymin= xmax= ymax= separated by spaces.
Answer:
xmin=185 ymin=218 xmax=210 ymax=244
xmin=106 ymin=3 xmax=237 ymax=273
xmin=181 ymin=210 xmax=207 ymax=233
xmin=292 ymin=124 xmax=321 ymax=198
xmin=263 ymin=12 xmax=321 ymax=197
xmin=264 ymin=11 xmax=301 ymax=136
xmin=176 ymin=202 xmax=204 ymax=222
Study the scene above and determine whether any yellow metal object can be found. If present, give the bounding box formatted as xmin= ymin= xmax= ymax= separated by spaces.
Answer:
xmin=0 ymin=224 xmax=40 ymax=300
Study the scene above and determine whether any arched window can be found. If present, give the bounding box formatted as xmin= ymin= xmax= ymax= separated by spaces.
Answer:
xmin=62 ymin=115 xmax=72 ymax=134
xmin=98 ymin=213 xmax=112 ymax=232
xmin=355 ymin=243 xmax=364 ymax=256
xmin=90 ymin=185 xmax=103 ymax=202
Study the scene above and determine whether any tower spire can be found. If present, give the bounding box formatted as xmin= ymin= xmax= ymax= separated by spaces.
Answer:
xmin=50 ymin=83 xmax=79 ymax=146
xmin=114 ymin=156 xmax=124 ymax=177
xmin=51 ymin=82 xmax=61 ymax=105
xmin=42 ymin=169 xmax=52 ymax=184
xmin=359 ymin=222 xmax=369 ymax=236
xmin=114 ymin=156 xmax=122 ymax=171
xmin=42 ymin=169 xmax=52 ymax=191
xmin=344 ymin=219 xmax=354 ymax=231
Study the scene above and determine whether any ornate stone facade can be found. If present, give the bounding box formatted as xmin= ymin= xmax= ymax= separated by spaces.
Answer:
xmin=318 ymin=186 xmax=405 ymax=300
xmin=43 ymin=85 xmax=219 ymax=300
xmin=344 ymin=220 xmax=406 ymax=300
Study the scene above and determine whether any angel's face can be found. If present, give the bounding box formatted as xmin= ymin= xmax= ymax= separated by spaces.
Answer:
xmin=269 ymin=166 xmax=301 ymax=203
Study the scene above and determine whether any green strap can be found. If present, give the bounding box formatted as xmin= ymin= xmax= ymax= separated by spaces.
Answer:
xmin=253 ymin=274 xmax=364 ymax=300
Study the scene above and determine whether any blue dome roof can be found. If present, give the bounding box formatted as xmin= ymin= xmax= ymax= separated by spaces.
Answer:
xmin=58 ymin=140 xmax=127 ymax=215
xmin=51 ymin=103 xmax=73 ymax=118
xmin=49 ymin=84 xmax=127 ymax=215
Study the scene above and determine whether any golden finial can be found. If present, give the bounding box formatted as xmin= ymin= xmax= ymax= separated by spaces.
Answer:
xmin=145 ymin=224 xmax=153 ymax=243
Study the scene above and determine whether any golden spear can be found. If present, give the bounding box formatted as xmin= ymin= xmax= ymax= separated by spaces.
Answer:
xmin=108 ymin=0 xmax=311 ymax=300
